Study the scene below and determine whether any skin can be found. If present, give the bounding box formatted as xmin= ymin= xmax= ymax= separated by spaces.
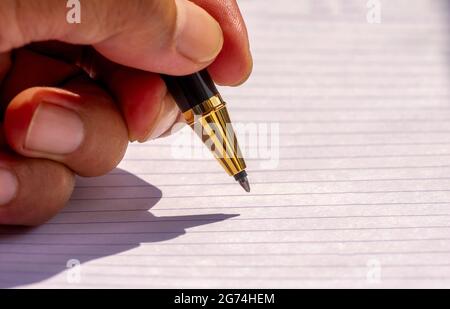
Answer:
xmin=0 ymin=0 xmax=252 ymax=226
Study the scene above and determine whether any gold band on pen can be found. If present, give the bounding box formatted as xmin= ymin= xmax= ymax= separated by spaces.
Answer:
xmin=182 ymin=95 xmax=247 ymax=177
xmin=182 ymin=95 xmax=225 ymax=124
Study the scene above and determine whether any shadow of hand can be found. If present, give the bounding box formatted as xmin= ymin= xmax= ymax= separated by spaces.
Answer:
xmin=0 ymin=168 xmax=238 ymax=288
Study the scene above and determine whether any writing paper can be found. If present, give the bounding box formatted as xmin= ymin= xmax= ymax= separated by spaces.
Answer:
xmin=1 ymin=0 xmax=450 ymax=288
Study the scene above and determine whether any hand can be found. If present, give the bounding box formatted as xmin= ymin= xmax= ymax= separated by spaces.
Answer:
xmin=0 ymin=0 xmax=253 ymax=226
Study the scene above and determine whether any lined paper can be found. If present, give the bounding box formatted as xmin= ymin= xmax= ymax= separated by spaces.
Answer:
xmin=2 ymin=0 xmax=450 ymax=288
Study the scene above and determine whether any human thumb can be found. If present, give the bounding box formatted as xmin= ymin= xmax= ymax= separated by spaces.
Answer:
xmin=0 ymin=0 xmax=224 ymax=75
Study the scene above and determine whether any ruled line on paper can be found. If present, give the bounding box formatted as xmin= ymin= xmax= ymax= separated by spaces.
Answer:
xmin=3 ymin=261 xmax=450 ymax=269
xmin=70 ymin=177 xmax=450 ymax=189
xmin=2 ymin=225 xmax=450 ymax=232
xmin=67 ymin=191 xmax=450 ymax=202
xmin=104 ymin=165 xmax=450 ymax=176
xmin=131 ymin=142 xmax=450 ymax=149
xmin=2 ymin=236 xmax=450 ymax=244
xmin=2 ymin=251 xmax=450 ymax=258
xmin=120 ymin=154 xmax=450 ymax=162
xmin=57 ymin=202 xmax=450 ymax=213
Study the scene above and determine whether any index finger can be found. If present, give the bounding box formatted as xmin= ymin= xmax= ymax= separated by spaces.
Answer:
xmin=192 ymin=0 xmax=253 ymax=86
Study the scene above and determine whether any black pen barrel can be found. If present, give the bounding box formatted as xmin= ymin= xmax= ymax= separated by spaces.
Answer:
xmin=162 ymin=70 xmax=219 ymax=112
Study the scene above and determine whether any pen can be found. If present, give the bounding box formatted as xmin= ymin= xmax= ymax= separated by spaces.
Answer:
xmin=162 ymin=70 xmax=250 ymax=192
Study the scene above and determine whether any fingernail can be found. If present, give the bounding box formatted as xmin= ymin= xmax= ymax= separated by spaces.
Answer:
xmin=141 ymin=94 xmax=181 ymax=142
xmin=159 ymin=113 xmax=187 ymax=138
xmin=175 ymin=0 xmax=224 ymax=63
xmin=0 ymin=168 xmax=18 ymax=206
xmin=25 ymin=103 xmax=84 ymax=155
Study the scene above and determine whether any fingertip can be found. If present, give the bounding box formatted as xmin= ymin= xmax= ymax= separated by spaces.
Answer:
xmin=157 ymin=112 xmax=187 ymax=139
xmin=138 ymin=93 xmax=181 ymax=142
xmin=210 ymin=50 xmax=253 ymax=86
xmin=92 ymin=0 xmax=224 ymax=75
xmin=0 ymin=155 xmax=75 ymax=226
xmin=4 ymin=82 xmax=129 ymax=178
xmin=188 ymin=0 xmax=253 ymax=86
xmin=4 ymin=87 xmax=83 ymax=154
xmin=175 ymin=0 xmax=224 ymax=64
xmin=0 ymin=167 xmax=19 ymax=207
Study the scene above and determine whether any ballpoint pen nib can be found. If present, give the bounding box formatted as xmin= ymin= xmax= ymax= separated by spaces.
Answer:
xmin=238 ymin=177 xmax=251 ymax=193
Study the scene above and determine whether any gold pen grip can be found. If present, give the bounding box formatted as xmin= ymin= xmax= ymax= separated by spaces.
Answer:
xmin=182 ymin=95 xmax=247 ymax=177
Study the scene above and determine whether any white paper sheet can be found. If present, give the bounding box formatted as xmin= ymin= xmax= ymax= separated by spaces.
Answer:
xmin=1 ymin=0 xmax=450 ymax=288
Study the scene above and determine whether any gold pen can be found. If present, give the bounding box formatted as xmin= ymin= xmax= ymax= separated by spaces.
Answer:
xmin=162 ymin=70 xmax=250 ymax=192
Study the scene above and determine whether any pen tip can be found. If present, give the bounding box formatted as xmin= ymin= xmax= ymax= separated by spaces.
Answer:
xmin=238 ymin=176 xmax=251 ymax=193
